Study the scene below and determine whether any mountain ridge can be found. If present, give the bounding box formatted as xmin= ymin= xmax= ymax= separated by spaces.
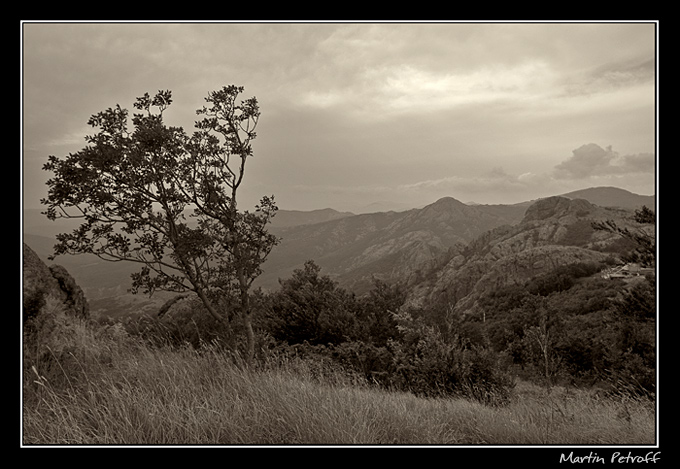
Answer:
xmin=405 ymin=193 xmax=654 ymax=315
xmin=22 ymin=186 xmax=654 ymax=316
xmin=259 ymin=194 xmax=526 ymax=292
xmin=558 ymin=186 xmax=654 ymax=210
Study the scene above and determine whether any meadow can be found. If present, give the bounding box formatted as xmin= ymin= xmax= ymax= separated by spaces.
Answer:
xmin=22 ymin=310 xmax=655 ymax=446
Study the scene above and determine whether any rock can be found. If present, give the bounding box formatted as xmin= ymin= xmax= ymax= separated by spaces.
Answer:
xmin=522 ymin=196 xmax=595 ymax=223
xmin=22 ymin=243 xmax=89 ymax=320
xmin=49 ymin=264 xmax=89 ymax=319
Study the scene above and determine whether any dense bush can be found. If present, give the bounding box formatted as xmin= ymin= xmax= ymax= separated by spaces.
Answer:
xmin=476 ymin=261 xmax=655 ymax=395
xmin=261 ymin=261 xmax=359 ymax=345
xmin=256 ymin=260 xmax=516 ymax=404
xmin=387 ymin=309 xmax=515 ymax=405
xmin=605 ymin=277 xmax=656 ymax=396
xmin=354 ymin=279 xmax=405 ymax=346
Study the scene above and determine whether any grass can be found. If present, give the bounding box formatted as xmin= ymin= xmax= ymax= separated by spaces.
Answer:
xmin=23 ymin=342 xmax=655 ymax=445
xmin=22 ymin=305 xmax=656 ymax=446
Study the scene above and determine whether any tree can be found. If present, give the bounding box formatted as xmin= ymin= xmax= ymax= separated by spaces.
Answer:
xmin=356 ymin=278 xmax=406 ymax=346
xmin=263 ymin=260 xmax=357 ymax=345
xmin=523 ymin=306 xmax=562 ymax=391
xmin=41 ymin=86 xmax=279 ymax=363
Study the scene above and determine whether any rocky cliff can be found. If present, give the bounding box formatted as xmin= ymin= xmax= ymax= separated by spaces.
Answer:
xmin=23 ymin=243 xmax=89 ymax=321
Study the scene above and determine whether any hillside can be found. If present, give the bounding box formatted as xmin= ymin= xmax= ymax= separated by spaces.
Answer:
xmin=406 ymin=195 xmax=653 ymax=315
xmin=258 ymin=196 xmax=526 ymax=293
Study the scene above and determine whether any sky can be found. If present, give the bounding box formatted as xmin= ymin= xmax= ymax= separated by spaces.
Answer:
xmin=22 ymin=21 xmax=657 ymax=213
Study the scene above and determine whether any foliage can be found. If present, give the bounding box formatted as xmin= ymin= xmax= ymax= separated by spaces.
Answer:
xmin=258 ymin=262 xmax=515 ymax=404
xmin=22 ymin=333 xmax=655 ymax=444
xmin=41 ymin=85 xmax=278 ymax=363
xmin=261 ymin=261 xmax=358 ymax=345
xmin=387 ymin=308 xmax=515 ymax=405
xmin=605 ymin=277 xmax=656 ymax=396
xmin=354 ymin=278 xmax=406 ymax=346
xmin=121 ymin=297 xmax=236 ymax=350
xmin=22 ymin=257 xmax=655 ymax=444
xmin=23 ymin=293 xmax=120 ymax=390
xmin=23 ymin=285 xmax=47 ymax=324
xmin=526 ymin=262 xmax=601 ymax=297
xmin=476 ymin=259 xmax=655 ymax=396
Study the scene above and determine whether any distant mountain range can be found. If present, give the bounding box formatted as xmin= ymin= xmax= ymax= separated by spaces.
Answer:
xmin=258 ymin=196 xmax=528 ymax=292
xmin=22 ymin=186 xmax=655 ymax=317
xmin=559 ymin=186 xmax=654 ymax=210
xmin=269 ymin=208 xmax=355 ymax=228
xmin=257 ymin=187 xmax=653 ymax=293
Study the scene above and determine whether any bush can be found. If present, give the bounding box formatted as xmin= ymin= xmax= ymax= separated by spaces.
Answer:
xmin=330 ymin=341 xmax=393 ymax=386
xmin=387 ymin=309 xmax=515 ymax=405
xmin=23 ymin=285 xmax=46 ymax=324
xmin=261 ymin=261 xmax=358 ymax=345
xmin=354 ymin=279 xmax=406 ymax=346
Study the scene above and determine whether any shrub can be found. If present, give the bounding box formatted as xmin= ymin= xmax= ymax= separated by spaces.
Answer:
xmin=23 ymin=285 xmax=46 ymax=324
xmin=330 ymin=341 xmax=393 ymax=386
xmin=262 ymin=261 xmax=358 ymax=345
xmin=354 ymin=279 xmax=406 ymax=346
xmin=387 ymin=309 xmax=515 ymax=405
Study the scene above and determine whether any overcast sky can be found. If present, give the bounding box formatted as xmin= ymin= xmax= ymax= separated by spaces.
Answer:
xmin=22 ymin=21 xmax=657 ymax=213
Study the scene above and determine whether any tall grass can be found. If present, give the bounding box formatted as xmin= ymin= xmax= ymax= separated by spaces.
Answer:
xmin=22 ymin=309 xmax=656 ymax=446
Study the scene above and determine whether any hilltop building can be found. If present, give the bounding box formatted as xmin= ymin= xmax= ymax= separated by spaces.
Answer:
xmin=601 ymin=263 xmax=655 ymax=280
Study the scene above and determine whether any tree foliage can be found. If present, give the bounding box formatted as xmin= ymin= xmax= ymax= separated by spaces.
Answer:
xmin=262 ymin=260 xmax=357 ymax=345
xmin=41 ymin=86 xmax=278 ymax=363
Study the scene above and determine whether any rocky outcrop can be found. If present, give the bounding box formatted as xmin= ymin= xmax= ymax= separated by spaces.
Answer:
xmin=23 ymin=243 xmax=89 ymax=320
xmin=522 ymin=196 xmax=595 ymax=223
xmin=48 ymin=264 xmax=89 ymax=319
xmin=440 ymin=246 xmax=611 ymax=316
xmin=406 ymin=196 xmax=643 ymax=314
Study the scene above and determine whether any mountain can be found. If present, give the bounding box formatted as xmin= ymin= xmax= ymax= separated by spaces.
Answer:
xmin=559 ymin=186 xmax=655 ymax=210
xmin=22 ymin=186 xmax=654 ymax=317
xmin=354 ymin=201 xmax=417 ymax=214
xmin=269 ymin=208 xmax=354 ymax=228
xmin=405 ymin=195 xmax=653 ymax=316
xmin=258 ymin=196 xmax=528 ymax=293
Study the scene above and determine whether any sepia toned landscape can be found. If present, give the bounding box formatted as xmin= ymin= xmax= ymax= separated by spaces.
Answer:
xmin=21 ymin=21 xmax=658 ymax=450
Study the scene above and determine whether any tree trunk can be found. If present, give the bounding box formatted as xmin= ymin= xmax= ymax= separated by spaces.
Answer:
xmin=239 ymin=274 xmax=255 ymax=366
xmin=244 ymin=308 xmax=255 ymax=365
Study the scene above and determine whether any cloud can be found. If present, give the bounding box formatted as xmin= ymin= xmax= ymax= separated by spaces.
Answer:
xmin=394 ymin=141 xmax=656 ymax=206
xmin=23 ymin=23 xmax=657 ymax=211
xmin=553 ymin=143 xmax=655 ymax=180
xmin=297 ymin=58 xmax=559 ymax=122
xmin=397 ymin=167 xmax=556 ymax=204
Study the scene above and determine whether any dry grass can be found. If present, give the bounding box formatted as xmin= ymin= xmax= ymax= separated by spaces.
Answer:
xmin=22 ymin=313 xmax=656 ymax=446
